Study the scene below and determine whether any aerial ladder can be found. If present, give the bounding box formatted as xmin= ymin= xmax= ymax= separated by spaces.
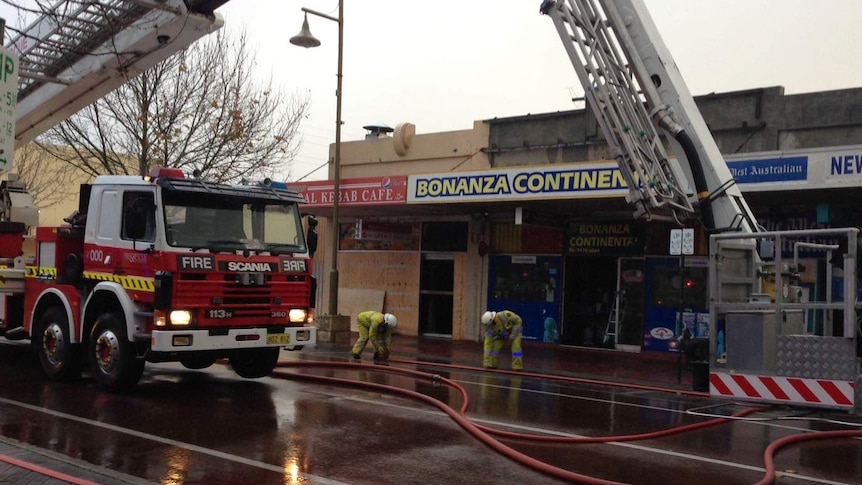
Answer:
xmin=9 ymin=0 xmax=227 ymax=151
xmin=541 ymin=0 xmax=860 ymax=412
xmin=1 ymin=0 xmax=227 ymax=232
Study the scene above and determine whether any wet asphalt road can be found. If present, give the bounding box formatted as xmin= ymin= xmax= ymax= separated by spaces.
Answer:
xmin=1 ymin=341 xmax=861 ymax=485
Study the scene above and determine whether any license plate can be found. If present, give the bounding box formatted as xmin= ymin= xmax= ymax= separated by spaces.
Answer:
xmin=267 ymin=334 xmax=291 ymax=345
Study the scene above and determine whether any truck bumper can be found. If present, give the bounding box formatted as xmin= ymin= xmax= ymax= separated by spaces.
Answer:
xmin=150 ymin=326 xmax=316 ymax=352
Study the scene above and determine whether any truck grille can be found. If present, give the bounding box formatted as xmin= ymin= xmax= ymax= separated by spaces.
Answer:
xmin=175 ymin=273 xmax=309 ymax=325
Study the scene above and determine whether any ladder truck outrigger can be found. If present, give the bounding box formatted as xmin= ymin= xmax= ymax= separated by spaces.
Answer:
xmin=0 ymin=0 xmax=317 ymax=391
xmin=541 ymin=0 xmax=860 ymax=413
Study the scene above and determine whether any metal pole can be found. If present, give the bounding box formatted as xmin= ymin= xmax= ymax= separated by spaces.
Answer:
xmin=327 ymin=0 xmax=343 ymax=316
xmin=677 ymin=254 xmax=685 ymax=384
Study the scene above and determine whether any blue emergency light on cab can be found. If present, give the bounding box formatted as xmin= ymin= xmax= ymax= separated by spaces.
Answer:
xmin=259 ymin=177 xmax=288 ymax=190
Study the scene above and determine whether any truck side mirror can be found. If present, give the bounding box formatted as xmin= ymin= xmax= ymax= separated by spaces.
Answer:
xmin=306 ymin=215 xmax=318 ymax=258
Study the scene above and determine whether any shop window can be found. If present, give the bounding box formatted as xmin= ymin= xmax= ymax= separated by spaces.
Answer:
xmin=651 ymin=261 xmax=707 ymax=309
xmin=421 ymin=221 xmax=467 ymax=252
xmin=339 ymin=221 xmax=419 ymax=250
xmin=491 ymin=223 xmax=564 ymax=254
xmin=493 ymin=259 xmax=556 ymax=302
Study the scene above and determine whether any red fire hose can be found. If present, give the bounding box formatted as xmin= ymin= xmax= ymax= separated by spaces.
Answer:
xmin=273 ymin=360 xmax=862 ymax=484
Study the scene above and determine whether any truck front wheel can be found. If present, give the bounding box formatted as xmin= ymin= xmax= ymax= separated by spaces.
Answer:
xmin=229 ymin=347 xmax=280 ymax=378
xmin=88 ymin=312 xmax=145 ymax=392
xmin=35 ymin=307 xmax=82 ymax=381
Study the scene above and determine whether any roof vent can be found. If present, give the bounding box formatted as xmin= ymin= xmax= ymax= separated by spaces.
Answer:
xmin=362 ymin=122 xmax=394 ymax=140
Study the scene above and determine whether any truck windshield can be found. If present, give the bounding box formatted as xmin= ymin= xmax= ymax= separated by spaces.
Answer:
xmin=162 ymin=192 xmax=307 ymax=255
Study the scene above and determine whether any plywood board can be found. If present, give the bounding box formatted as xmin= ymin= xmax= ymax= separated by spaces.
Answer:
xmin=339 ymin=251 xmax=420 ymax=335
xmin=339 ymin=287 xmax=385 ymax=332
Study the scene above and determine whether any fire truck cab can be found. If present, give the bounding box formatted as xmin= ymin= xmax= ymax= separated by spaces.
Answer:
xmin=1 ymin=168 xmax=316 ymax=391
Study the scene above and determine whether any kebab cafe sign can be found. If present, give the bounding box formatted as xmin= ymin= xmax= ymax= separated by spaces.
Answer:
xmin=407 ymin=162 xmax=630 ymax=203
xmin=290 ymin=176 xmax=408 ymax=207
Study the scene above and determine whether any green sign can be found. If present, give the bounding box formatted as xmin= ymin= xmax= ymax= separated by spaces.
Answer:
xmin=0 ymin=46 xmax=18 ymax=174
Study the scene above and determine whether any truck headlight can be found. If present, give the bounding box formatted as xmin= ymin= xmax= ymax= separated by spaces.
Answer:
xmin=288 ymin=308 xmax=307 ymax=323
xmin=170 ymin=310 xmax=192 ymax=325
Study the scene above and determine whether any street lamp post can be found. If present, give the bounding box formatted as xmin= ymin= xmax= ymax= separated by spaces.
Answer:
xmin=291 ymin=3 xmax=343 ymax=318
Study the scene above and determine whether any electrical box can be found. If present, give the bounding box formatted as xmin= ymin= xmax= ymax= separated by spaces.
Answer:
xmin=725 ymin=310 xmax=804 ymax=372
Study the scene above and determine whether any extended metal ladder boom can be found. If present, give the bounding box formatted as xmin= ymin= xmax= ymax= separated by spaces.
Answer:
xmin=541 ymin=0 xmax=759 ymax=233
xmin=7 ymin=0 xmax=224 ymax=150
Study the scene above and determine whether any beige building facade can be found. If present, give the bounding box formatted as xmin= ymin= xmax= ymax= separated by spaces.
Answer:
xmin=292 ymin=121 xmax=493 ymax=341
xmin=293 ymin=86 xmax=862 ymax=353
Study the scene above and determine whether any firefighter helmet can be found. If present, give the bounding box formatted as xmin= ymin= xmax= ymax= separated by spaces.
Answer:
xmin=481 ymin=311 xmax=496 ymax=325
xmin=383 ymin=313 xmax=397 ymax=329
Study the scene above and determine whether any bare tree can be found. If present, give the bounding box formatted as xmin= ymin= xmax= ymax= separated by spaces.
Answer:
xmin=35 ymin=28 xmax=310 ymax=183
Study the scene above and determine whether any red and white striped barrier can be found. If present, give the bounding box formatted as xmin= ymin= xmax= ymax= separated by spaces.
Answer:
xmin=710 ymin=372 xmax=855 ymax=409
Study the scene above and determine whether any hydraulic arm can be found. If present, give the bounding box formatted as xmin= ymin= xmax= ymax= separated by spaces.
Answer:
xmin=540 ymin=0 xmax=758 ymax=233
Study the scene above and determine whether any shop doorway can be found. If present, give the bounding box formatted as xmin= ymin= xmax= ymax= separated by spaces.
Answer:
xmin=418 ymin=254 xmax=454 ymax=337
xmin=562 ymin=256 xmax=617 ymax=346
xmin=614 ymin=258 xmax=646 ymax=351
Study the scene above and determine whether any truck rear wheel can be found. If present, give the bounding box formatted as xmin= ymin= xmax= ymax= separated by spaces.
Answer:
xmin=229 ymin=347 xmax=280 ymax=378
xmin=88 ymin=312 xmax=145 ymax=392
xmin=35 ymin=307 xmax=82 ymax=381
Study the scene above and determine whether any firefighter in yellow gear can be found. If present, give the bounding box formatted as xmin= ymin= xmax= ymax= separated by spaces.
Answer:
xmin=481 ymin=310 xmax=524 ymax=370
xmin=351 ymin=311 xmax=398 ymax=361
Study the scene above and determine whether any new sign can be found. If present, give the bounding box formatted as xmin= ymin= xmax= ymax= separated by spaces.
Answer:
xmin=725 ymin=144 xmax=862 ymax=191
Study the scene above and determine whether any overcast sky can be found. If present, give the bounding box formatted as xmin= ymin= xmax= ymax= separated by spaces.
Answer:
xmin=215 ymin=0 xmax=862 ymax=182
xmin=6 ymin=1 xmax=862 ymax=182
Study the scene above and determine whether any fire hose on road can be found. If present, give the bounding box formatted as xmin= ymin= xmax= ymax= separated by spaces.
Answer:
xmin=273 ymin=360 xmax=862 ymax=485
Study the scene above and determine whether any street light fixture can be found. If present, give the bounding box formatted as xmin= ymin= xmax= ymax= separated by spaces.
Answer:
xmin=291 ymin=3 xmax=343 ymax=317
xmin=290 ymin=13 xmax=321 ymax=48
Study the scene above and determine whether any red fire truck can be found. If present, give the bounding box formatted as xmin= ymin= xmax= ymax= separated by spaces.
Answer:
xmin=0 ymin=167 xmax=317 ymax=391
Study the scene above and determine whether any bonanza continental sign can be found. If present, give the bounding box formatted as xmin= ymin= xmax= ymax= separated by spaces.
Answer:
xmin=408 ymin=162 xmax=629 ymax=203
xmin=298 ymin=145 xmax=859 ymax=208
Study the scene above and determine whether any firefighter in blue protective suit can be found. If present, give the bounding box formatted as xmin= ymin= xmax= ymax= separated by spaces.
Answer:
xmin=351 ymin=311 xmax=398 ymax=361
xmin=481 ymin=310 xmax=524 ymax=370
